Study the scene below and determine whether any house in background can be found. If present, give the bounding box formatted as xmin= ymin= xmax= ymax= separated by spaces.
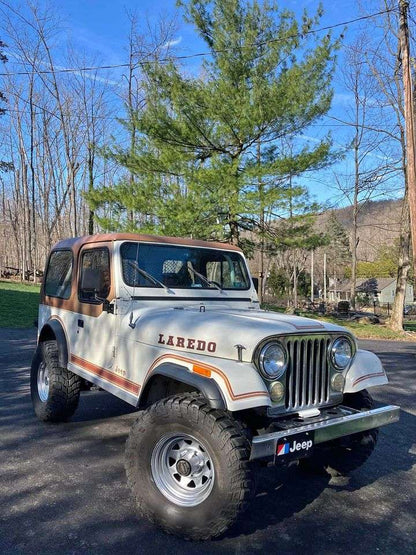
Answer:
xmin=328 ymin=277 xmax=414 ymax=305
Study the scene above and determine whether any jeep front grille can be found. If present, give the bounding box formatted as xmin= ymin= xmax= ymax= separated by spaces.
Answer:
xmin=285 ymin=336 xmax=332 ymax=411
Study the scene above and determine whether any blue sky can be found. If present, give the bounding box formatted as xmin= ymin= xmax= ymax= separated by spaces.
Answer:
xmin=54 ymin=0 xmax=400 ymax=208
xmin=55 ymin=0 xmax=359 ymax=71
xmin=6 ymin=0 xmax=404 ymax=208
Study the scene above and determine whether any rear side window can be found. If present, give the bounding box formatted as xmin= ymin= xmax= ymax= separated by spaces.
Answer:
xmin=44 ymin=250 xmax=73 ymax=299
xmin=79 ymin=248 xmax=111 ymax=303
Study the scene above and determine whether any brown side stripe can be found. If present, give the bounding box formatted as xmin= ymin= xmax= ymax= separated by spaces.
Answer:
xmin=352 ymin=371 xmax=386 ymax=387
xmin=70 ymin=354 xmax=140 ymax=395
xmin=144 ymin=353 xmax=269 ymax=402
xmin=70 ymin=352 xmax=268 ymax=402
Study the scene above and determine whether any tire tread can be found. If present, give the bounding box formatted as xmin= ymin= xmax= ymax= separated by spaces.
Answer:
xmin=31 ymin=340 xmax=81 ymax=422
xmin=125 ymin=393 xmax=254 ymax=540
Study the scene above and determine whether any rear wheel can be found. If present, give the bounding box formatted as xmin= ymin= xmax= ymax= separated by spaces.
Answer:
xmin=31 ymin=340 xmax=81 ymax=422
xmin=300 ymin=389 xmax=378 ymax=476
xmin=125 ymin=394 xmax=254 ymax=540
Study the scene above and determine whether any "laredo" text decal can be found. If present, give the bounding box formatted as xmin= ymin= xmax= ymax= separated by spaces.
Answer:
xmin=158 ymin=333 xmax=216 ymax=353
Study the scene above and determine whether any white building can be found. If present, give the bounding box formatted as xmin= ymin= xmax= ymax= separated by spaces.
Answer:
xmin=328 ymin=277 xmax=414 ymax=305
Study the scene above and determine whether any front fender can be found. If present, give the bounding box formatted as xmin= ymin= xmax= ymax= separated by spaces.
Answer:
xmin=140 ymin=362 xmax=226 ymax=409
xmin=143 ymin=353 xmax=270 ymax=411
xmin=344 ymin=349 xmax=388 ymax=393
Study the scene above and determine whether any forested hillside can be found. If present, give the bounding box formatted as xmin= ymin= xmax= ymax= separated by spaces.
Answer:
xmin=318 ymin=199 xmax=403 ymax=262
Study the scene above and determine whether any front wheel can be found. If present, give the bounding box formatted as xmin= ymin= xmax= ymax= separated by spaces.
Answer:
xmin=125 ymin=394 xmax=254 ymax=540
xmin=300 ymin=389 xmax=378 ymax=476
xmin=31 ymin=340 xmax=81 ymax=422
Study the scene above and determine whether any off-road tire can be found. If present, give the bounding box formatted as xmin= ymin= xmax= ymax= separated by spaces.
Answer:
xmin=31 ymin=340 xmax=81 ymax=422
xmin=300 ymin=389 xmax=378 ymax=476
xmin=125 ymin=394 xmax=255 ymax=540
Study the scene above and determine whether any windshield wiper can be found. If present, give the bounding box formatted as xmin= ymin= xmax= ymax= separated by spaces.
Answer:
xmin=128 ymin=260 xmax=174 ymax=295
xmin=187 ymin=266 xmax=225 ymax=294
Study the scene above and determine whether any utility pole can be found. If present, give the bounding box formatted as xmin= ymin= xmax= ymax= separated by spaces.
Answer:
xmin=257 ymin=139 xmax=264 ymax=304
xmin=399 ymin=0 xmax=416 ymax=277
xmin=323 ymin=252 xmax=327 ymax=303
xmin=310 ymin=249 xmax=314 ymax=304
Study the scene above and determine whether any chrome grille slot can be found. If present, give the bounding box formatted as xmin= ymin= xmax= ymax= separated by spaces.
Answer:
xmin=285 ymin=336 xmax=332 ymax=411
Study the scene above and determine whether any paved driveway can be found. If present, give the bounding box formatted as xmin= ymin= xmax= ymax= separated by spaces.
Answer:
xmin=0 ymin=330 xmax=415 ymax=554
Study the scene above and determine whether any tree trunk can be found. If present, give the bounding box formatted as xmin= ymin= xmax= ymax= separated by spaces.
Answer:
xmin=293 ymin=255 xmax=298 ymax=308
xmin=257 ymin=139 xmax=264 ymax=303
xmin=29 ymin=77 xmax=37 ymax=282
xmin=88 ymin=146 xmax=95 ymax=235
xmin=388 ymin=199 xmax=410 ymax=331
xmin=350 ymin=131 xmax=359 ymax=308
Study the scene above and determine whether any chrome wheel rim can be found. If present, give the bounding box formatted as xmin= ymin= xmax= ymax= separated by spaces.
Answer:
xmin=37 ymin=362 xmax=49 ymax=402
xmin=151 ymin=433 xmax=215 ymax=507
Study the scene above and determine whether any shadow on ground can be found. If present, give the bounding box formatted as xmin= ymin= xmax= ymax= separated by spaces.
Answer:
xmin=0 ymin=331 xmax=415 ymax=554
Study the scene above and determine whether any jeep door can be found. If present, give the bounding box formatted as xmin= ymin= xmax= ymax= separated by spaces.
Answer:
xmin=68 ymin=243 xmax=117 ymax=377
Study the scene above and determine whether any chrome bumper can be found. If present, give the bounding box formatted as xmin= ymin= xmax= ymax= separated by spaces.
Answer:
xmin=250 ymin=405 xmax=400 ymax=461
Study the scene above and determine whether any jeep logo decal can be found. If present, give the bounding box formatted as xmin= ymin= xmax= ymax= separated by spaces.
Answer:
xmin=277 ymin=439 xmax=313 ymax=456
xmin=158 ymin=334 xmax=216 ymax=353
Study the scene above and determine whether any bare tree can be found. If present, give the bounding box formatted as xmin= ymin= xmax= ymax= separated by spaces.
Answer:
xmin=364 ymin=1 xmax=412 ymax=330
xmin=0 ymin=1 xmax=116 ymax=275
xmin=332 ymin=32 xmax=398 ymax=308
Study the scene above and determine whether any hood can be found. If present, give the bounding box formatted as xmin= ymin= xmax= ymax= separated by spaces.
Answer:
xmin=132 ymin=306 xmax=350 ymax=363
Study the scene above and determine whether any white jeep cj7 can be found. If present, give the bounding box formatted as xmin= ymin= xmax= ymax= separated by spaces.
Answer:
xmin=31 ymin=233 xmax=400 ymax=540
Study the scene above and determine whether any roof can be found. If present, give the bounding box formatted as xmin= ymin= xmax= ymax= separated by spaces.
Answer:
xmin=52 ymin=233 xmax=243 ymax=253
xmin=356 ymin=278 xmax=396 ymax=292
xmin=332 ymin=278 xmax=396 ymax=293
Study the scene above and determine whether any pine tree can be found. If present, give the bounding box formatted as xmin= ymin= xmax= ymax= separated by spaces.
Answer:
xmin=89 ymin=0 xmax=338 ymax=246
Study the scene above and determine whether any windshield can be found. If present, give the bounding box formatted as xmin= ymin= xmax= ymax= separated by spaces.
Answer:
xmin=120 ymin=242 xmax=250 ymax=290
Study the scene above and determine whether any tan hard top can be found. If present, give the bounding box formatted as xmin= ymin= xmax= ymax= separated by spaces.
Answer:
xmin=52 ymin=233 xmax=243 ymax=253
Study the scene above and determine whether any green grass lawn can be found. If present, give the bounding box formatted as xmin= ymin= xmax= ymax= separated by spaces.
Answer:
xmin=0 ymin=280 xmax=41 ymax=328
xmin=316 ymin=314 xmax=416 ymax=341
xmin=404 ymin=321 xmax=416 ymax=332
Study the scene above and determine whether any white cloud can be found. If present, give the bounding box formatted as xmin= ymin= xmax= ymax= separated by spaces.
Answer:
xmin=298 ymin=134 xmax=322 ymax=143
xmin=162 ymin=36 xmax=182 ymax=49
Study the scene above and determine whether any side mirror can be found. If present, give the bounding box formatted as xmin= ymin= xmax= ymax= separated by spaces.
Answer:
xmin=81 ymin=268 xmax=104 ymax=293
xmin=252 ymin=277 xmax=259 ymax=293
xmin=80 ymin=268 xmax=111 ymax=308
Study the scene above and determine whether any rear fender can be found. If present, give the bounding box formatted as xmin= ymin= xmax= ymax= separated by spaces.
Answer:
xmin=38 ymin=319 xmax=68 ymax=368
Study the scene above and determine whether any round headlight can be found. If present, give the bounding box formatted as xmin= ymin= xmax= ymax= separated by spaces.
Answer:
xmin=331 ymin=337 xmax=353 ymax=370
xmin=259 ymin=342 xmax=287 ymax=380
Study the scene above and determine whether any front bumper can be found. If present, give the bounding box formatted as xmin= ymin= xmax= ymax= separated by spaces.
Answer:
xmin=250 ymin=404 xmax=400 ymax=461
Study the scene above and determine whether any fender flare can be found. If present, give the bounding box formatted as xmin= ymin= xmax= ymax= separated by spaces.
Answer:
xmin=139 ymin=362 xmax=226 ymax=410
xmin=38 ymin=319 xmax=69 ymax=369
xmin=344 ymin=349 xmax=388 ymax=393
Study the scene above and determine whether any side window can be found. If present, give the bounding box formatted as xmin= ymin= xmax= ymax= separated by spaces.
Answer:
xmin=44 ymin=250 xmax=73 ymax=299
xmin=79 ymin=248 xmax=111 ymax=303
